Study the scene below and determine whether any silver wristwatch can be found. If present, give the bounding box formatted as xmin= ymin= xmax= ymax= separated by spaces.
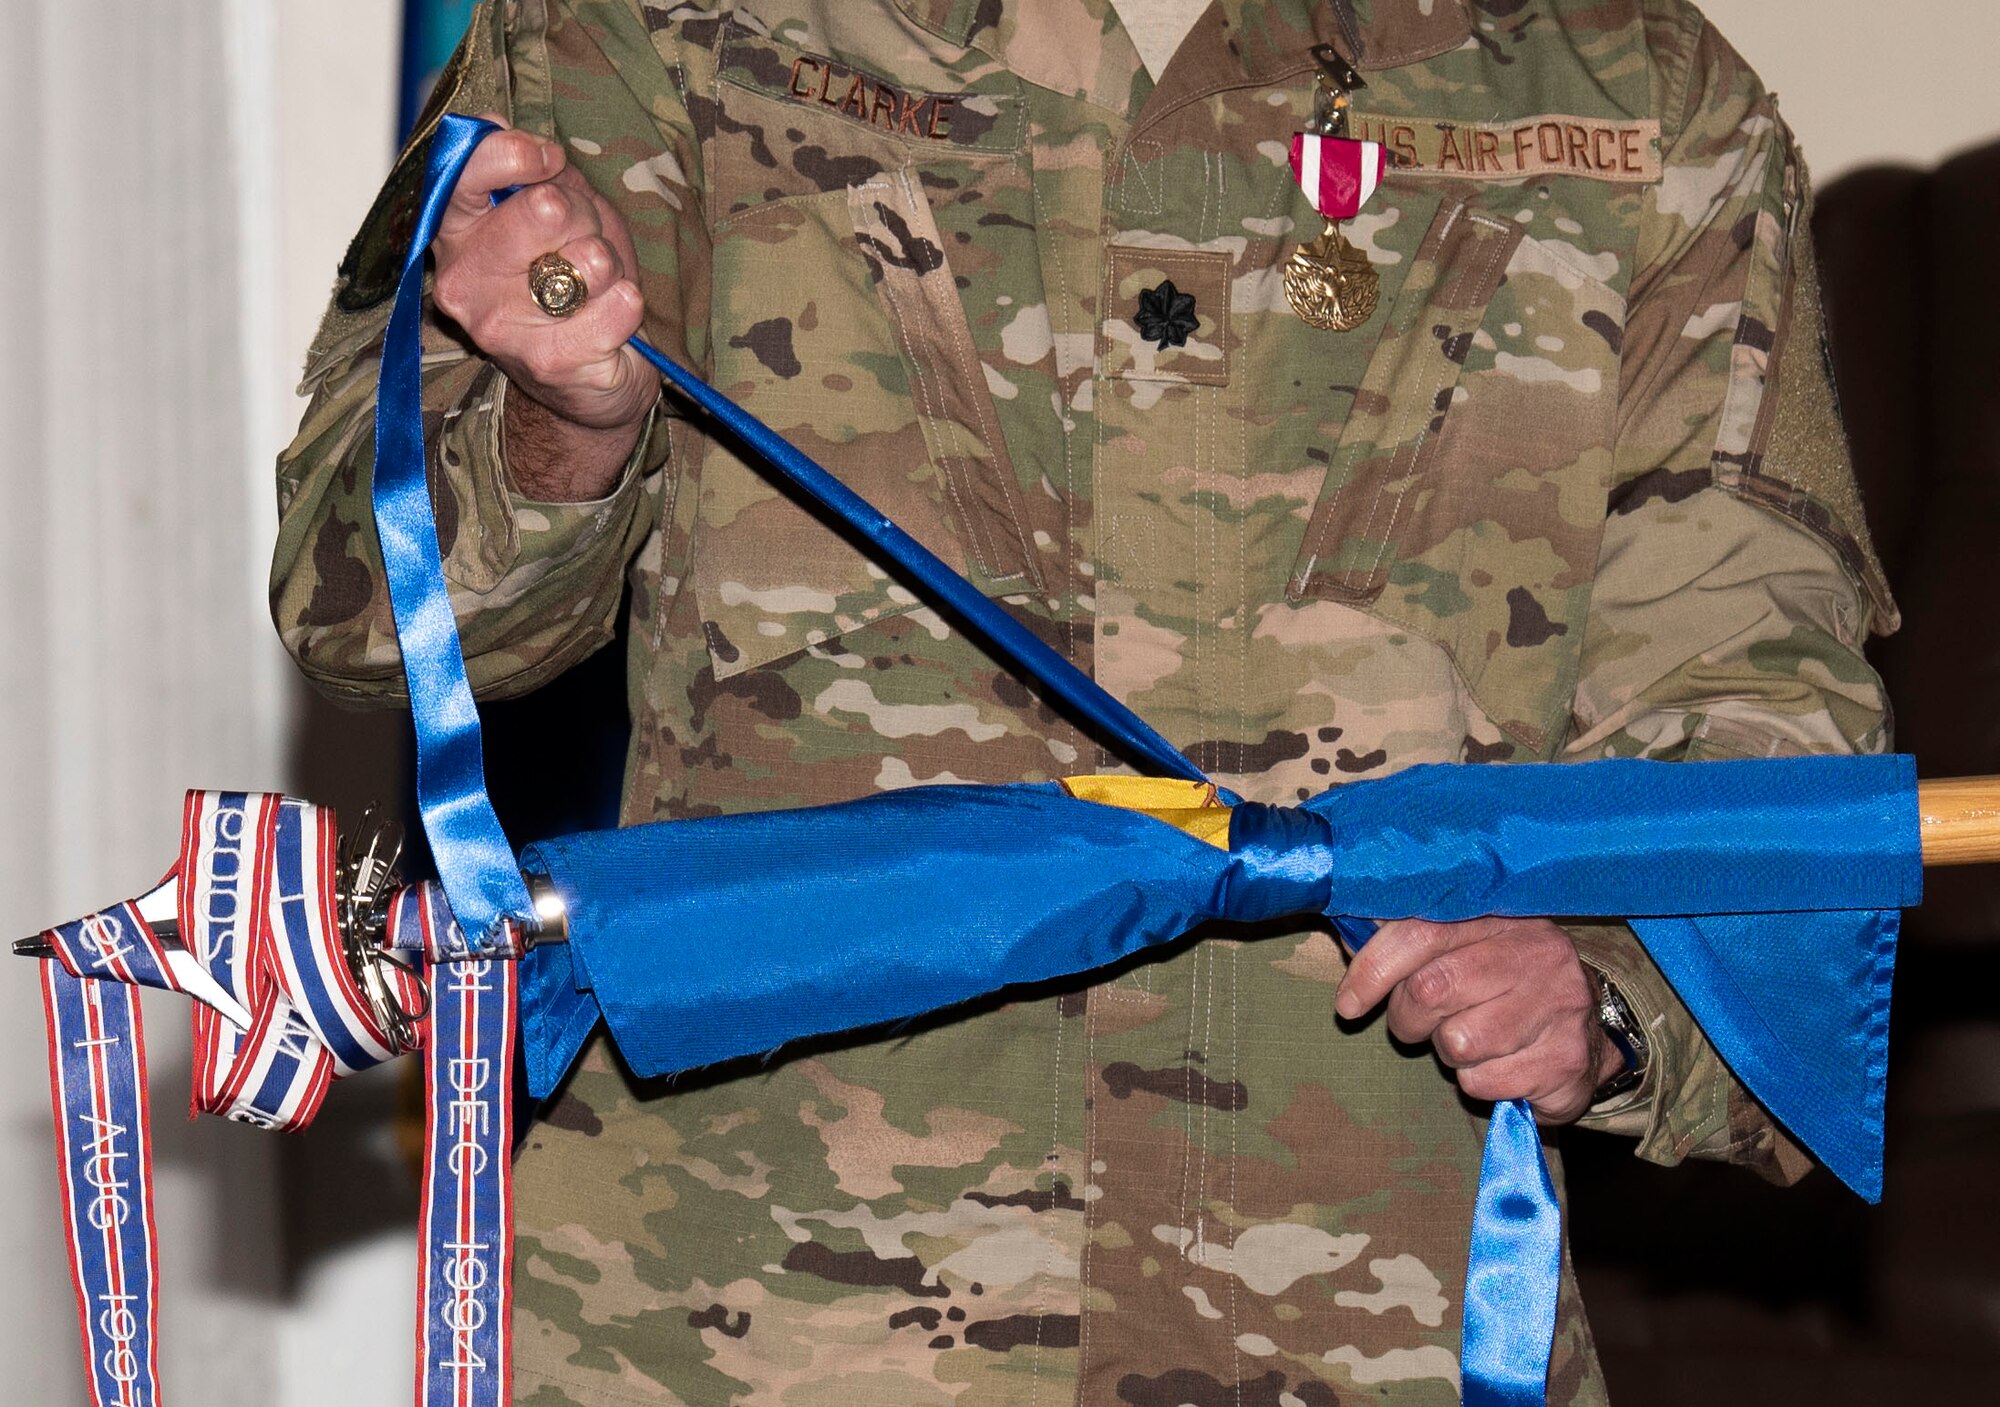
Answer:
xmin=1589 ymin=968 xmax=1650 ymax=1104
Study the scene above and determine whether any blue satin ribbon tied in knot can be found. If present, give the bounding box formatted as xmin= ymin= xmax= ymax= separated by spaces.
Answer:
xmin=1220 ymin=802 xmax=1338 ymax=920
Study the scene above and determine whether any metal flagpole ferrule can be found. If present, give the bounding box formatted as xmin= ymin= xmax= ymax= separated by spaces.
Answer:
xmin=520 ymin=872 xmax=569 ymax=948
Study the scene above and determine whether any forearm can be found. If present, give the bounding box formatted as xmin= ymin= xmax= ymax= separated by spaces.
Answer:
xmin=271 ymin=0 xmax=696 ymax=705
xmin=503 ymin=387 xmax=645 ymax=502
xmin=1569 ymin=921 xmax=1814 ymax=1185
xmin=272 ymin=309 xmax=664 ymax=704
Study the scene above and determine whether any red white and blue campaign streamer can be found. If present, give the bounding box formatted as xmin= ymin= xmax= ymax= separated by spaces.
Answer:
xmin=404 ymin=887 xmax=517 ymax=1407
xmin=269 ymin=799 xmax=403 ymax=1077
xmin=182 ymin=790 xmax=285 ymax=1122
xmin=1288 ymin=133 xmax=1386 ymax=219
xmin=180 ymin=791 xmax=418 ymax=1131
xmin=180 ymin=791 xmax=340 ymax=1131
xmin=44 ymin=903 xmax=183 ymax=998
xmin=39 ymin=897 xmax=203 ymax=1407
xmin=41 ymin=960 xmax=165 ymax=1407
xmin=35 ymin=791 xmax=437 ymax=1407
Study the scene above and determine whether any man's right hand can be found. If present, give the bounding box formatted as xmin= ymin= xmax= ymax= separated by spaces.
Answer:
xmin=430 ymin=120 xmax=654 ymax=502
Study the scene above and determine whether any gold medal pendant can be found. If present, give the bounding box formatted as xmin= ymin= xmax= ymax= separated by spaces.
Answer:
xmin=1284 ymin=220 xmax=1379 ymax=332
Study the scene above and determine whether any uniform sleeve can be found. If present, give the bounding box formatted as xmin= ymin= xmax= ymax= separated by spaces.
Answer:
xmin=1558 ymin=15 xmax=1895 ymax=1183
xmin=270 ymin=0 xmax=709 ymax=705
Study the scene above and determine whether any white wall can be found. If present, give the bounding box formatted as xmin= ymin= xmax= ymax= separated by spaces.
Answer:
xmin=0 ymin=2 xmax=292 ymax=1401
xmin=275 ymin=3 xmax=403 ymax=465
xmin=269 ymin=8 xmax=414 ymax=1406
xmin=1698 ymin=0 xmax=2000 ymax=179
xmin=0 ymin=3 xmax=405 ymax=1405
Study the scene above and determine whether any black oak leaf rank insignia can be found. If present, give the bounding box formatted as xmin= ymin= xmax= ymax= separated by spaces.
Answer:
xmin=1135 ymin=280 xmax=1200 ymax=350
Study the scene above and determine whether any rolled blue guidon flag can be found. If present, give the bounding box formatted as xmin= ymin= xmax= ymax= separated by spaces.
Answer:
xmin=512 ymin=754 xmax=1915 ymax=1403
xmin=520 ymin=755 xmax=1916 ymax=1202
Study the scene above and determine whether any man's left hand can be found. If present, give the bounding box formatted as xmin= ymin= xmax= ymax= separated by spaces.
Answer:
xmin=1334 ymin=917 xmax=1626 ymax=1124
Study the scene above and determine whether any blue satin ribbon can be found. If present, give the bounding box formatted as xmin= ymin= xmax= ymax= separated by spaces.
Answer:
xmin=1328 ymin=908 xmax=1562 ymax=1402
xmin=518 ymin=755 xmax=1914 ymax=1129
xmin=381 ymin=116 xmax=1916 ymax=1405
xmin=1463 ymin=1097 xmax=1562 ymax=1407
xmin=616 ymin=337 xmax=1203 ymax=785
xmin=375 ymin=115 xmax=533 ymax=944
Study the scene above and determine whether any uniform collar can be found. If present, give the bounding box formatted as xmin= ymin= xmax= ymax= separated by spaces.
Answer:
xmin=890 ymin=0 xmax=1471 ymax=110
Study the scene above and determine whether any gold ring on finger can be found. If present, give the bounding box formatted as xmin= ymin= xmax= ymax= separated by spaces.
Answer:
xmin=527 ymin=252 xmax=589 ymax=318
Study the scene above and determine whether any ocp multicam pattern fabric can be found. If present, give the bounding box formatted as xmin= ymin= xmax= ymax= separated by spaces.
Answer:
xmin=275 ymin=3 xmax=1897 ymax=1403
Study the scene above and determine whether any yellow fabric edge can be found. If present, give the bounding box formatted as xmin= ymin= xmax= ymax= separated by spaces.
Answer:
xmin=1058 ymin=774 xmax=1233 ymax=849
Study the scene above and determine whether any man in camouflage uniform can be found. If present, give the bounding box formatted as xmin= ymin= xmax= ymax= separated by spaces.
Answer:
xmin=273 ymin=2 xmax=1896 ymax=1402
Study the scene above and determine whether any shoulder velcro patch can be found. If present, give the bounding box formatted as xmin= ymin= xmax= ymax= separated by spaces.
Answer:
xmin=1719 ymin=225 xmax=1899 ymax=635
xmin=334 ymin=3 xmax=507 ymax=311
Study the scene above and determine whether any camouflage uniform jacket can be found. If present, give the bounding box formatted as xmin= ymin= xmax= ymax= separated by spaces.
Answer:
xmin=273 ymin=2 xmax=1897 ymax=1403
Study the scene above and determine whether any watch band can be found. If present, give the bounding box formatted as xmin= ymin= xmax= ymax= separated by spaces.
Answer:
xmin=1588 ymin=966 xmax=1650 ymax=1105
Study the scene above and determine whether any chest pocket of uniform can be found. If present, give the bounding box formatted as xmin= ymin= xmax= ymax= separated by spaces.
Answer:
xmin=691 ymin=26 xmax=1040 ymax=681
xmin=1287 ymin=197 xmax=1626 ymax=753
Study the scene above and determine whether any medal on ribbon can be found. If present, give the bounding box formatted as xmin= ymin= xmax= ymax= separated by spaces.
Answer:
xmin=1285 ymin=45 xmax=1386 ymax=332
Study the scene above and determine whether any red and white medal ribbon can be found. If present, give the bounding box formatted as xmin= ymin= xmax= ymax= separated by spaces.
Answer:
xmin=1288 ymin=133 xmax=1387 ymax=220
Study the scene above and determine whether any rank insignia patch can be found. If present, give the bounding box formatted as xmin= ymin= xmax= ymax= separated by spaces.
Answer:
xmin=1135 ymin=280 xmax=1200 ymax=351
